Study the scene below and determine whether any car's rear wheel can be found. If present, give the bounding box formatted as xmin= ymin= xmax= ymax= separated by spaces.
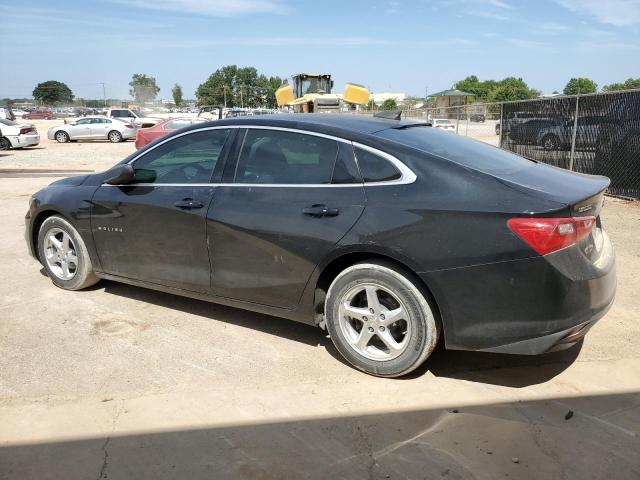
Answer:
xmin=108 ymin=130 xmax=123 ymax=143
xmin=0 ymin=137 xmax=11 ymax=150
xmin=325 ymin=262 xmax=439 ymax=377
xmin=37 ymin=215 xmax=99 ymax=290
xmin=55 ymin=131 xmax=69 ymax=143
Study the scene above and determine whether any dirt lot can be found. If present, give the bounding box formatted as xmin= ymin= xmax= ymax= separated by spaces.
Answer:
xmin=1 ymin=134 xmax=639 ymax=479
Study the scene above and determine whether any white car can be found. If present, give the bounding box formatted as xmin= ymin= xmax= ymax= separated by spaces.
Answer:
xmin=0 ymin=118 xmax=40 ymax=149
xmin=47 ymin=116 xmax=137 ymax=143
xmin=106 ymin=108 xmax=160 ymax=127
xmin=432 ymin=119 xmax=456 ymax=131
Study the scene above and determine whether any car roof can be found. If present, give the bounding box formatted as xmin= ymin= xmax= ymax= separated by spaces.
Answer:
xmin=193 ymin=114 xmax=427 ymax=136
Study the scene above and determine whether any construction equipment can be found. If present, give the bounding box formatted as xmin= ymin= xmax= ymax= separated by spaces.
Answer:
xmin=275 ymin=73 xmax=370 ymax=113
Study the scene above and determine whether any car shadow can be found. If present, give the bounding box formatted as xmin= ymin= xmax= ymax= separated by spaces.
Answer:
xmin=45 ymin=272 xmax=582 ymax=386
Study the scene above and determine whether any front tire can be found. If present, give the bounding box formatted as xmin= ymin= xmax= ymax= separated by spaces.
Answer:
xmin=541 ymin=134 xmax=559 ymax=151
xmin=37 ymin=215 xmax=99 ymax=290
xmin=325 ymin=262 xmax=439 ymax=377
xmin=108 ymin=130 xmax=123 ymax=143
xmin=55 ymin=131 xmax=69 ymax=143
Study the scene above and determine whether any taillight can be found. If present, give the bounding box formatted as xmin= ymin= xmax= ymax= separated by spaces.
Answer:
xmin=19 ymin=127 xmax=34 ymax=135
xmin=507 ymin=216 xmax=596 ymax=256
xmin=125 ymin=124 xmax=134 ymax=129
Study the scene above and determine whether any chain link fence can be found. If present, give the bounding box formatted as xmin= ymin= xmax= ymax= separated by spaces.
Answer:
xmin=347 ymin=90 xmax=640 ymax=199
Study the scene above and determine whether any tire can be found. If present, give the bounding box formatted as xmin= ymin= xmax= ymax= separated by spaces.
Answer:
xmin=0 ymin=137 xmax=11 ymax=150
xmin=37 ymin=215 xmax=99 ymax=291
xmin=541 ymin=134 xmax=559 ymax=151
xmin=325 ymin=262 xmax=439 ymax=377
xmin=108 ymin=130 xmax=123 ymax=143
xmin=55 ymin=131 xmax=69 ymax=143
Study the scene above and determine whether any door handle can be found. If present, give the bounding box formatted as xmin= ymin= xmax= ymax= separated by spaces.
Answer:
xmin=174 ymin=198 xmax=204 ymax=210
xmin=302 ymin=204 xmax=339 ymax=217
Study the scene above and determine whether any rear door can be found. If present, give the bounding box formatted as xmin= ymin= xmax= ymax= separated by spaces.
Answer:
xmin=91 ymin=127 xmax=233 ymax=292
xmin=206 ymin=127 xmax=366 ymax=309
xmin=89 ymin=118 xmax=111 ymax=138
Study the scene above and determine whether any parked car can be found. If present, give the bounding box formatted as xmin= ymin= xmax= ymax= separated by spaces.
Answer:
xmin=23 ymin=108 xmax=54 ymax=120
xmin=0 ymin=106 xmax=16 ymax=121
xmin=25 ymin=115 xmax=616 ymax=377
xmin=0 ymin=118 xmax=39 ymax=149
xmin=135 ymin=117 xmax=207 ymax=149
xmin=105 ymin=108 xmax=161 ymax=128
xmin=10 ymin=108 xmax=28 ymax=117
xmin=47 ymin=116 xmax=136 ymax=143
xmin=535 ymin=116 xmax=604 ymax=151
xmin=469 ymin=113 xmax=485 ymax=122
xmin=508 ymin=118 xmax=562 ymax=146
xmin=432 ymin=119 xmax=455 ymax=131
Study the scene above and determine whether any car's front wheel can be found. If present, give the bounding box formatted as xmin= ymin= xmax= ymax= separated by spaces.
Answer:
xmin=325 ymin=262 xmax=439 ymax=377
xmin=37 ymin=215 xmax=99 ymax=290
xmin=55 ymin=131 xmax=69 ymax=143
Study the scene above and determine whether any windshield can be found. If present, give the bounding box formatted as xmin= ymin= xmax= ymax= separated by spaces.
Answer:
xmin=0 ymin=118 xmax=17 ymax=126
xmin=376 ymin=126 xmax=535 ymax=175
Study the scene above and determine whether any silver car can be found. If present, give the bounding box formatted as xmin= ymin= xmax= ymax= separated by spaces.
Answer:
xmin=47 ymin=116 xmax=137 ymax=143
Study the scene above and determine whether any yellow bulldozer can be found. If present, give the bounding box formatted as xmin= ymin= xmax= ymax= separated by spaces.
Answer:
xmin=275 ymin=73 xmax=370 ymax=113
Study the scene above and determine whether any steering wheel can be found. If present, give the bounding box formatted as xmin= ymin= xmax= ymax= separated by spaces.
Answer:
xmin=172 ymin=162 xmax=209 ymax=182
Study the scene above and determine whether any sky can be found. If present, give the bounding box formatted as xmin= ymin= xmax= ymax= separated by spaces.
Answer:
xmin=1 ymin=0 xmax=639 ymax=101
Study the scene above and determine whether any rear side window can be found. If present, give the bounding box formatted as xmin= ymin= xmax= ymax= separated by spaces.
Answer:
xmin=354 ymin=147 xmax=401 ymax=183
xmin=376 ymin=126 xmax=534 ymax=175
xmin=235 ymin=129 xmax=338 ymax=184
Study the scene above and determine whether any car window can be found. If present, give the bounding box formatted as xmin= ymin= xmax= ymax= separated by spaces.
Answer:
xmin=354 ymin=147 xmax=401 ymax=182
xmin=132 ymin=129 xmax=230 ymax=184
xmin=112 ymin=110 xmax=126 ymax=117
xmin=0 ymin=118 xmax=16 ymax=126
xmin=74 ymin=119 xmax=92 ymax=125
xmin=235 ymin=129 xmax=338 ymax=184
xmin=376 ymin=126 xmax=535 ymax=175
xmin=165 ymin=120 xmax=192 ymax=130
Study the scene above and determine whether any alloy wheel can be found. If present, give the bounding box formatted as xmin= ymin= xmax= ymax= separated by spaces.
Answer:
xmin=338 ymin=283 xmax=411 ymax=361
xmin=44 ymin=228 xmax=78 ymax=280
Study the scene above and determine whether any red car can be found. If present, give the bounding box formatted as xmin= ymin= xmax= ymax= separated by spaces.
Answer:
xmin=23 ymin=109 xmax=54 ymax=120
xmin=135 ymin=117 xmax=206 ymax=149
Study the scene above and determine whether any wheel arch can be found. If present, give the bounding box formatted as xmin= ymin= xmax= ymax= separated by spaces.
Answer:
xmin=313 ymin=250 xmax=444 ymax=339
xmin=30 ymin=209 xmax=72 ymax=261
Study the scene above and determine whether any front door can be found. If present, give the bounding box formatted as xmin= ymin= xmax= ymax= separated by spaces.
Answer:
xmin=207 ymin=128 xmax=366 ymax=309
xmin=91 ymin=128 xmax=232 ymax=292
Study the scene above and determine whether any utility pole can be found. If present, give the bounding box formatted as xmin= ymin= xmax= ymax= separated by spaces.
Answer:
xmin=223 ymin=86 xmax=227 ymax=108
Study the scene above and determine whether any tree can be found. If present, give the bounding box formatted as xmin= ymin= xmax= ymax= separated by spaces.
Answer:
xmin=563 ymin=78 xmax=597 ymax=95
xmin=486 ymin=77 xmax=537 ymax=102
xmin=603 ymin=78 xmax=640 ymax=92
xmin=129 ymin=74 xmax=160 ymax=104
xmin=381 ymin=98 xmax=398 ymax=110
xmin=454 ymin=75 xmax=536 ymax=102
xmin=172 ymin=83 xmax=183 ymax=107
xmin=32 ymin=81 xmax=73 ymax=106
xmin=196 ymin=65 xmax=282 ymax=108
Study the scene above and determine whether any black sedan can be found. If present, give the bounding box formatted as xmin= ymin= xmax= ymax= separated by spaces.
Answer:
xmin=25 ymin=114 xmax=616 ymax=377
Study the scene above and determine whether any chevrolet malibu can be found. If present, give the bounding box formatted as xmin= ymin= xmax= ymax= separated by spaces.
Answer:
xmin=25 ymin=115 xmax=616 ymax=377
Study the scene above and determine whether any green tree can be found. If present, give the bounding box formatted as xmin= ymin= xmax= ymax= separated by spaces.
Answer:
xmin=454 ymin=75 xmax=497 ymax=101
xmin=32 ymin=81 xmax=73 ymax=106
xmin=129 ymin=74 xmax=160 ymax=104
xmin=196 ymin=65 xmax=282 ymax=108
xmin=563 ymin=78 xmax=597 ymax=95
xmin=381 ymin=98 xmax=398 ymax=110
xmin=486 ymin=77 xmax=537 ymax=102
xmin=603 ymin=78 xmax=640 ymax=92
xmin=172 ymin=83 xmax=184 ymax=107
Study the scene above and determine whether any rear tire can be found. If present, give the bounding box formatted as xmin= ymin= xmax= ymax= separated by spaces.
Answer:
xmin=37 ymin=215 xmax=99 ymax=291
xmin=325 ymin=262 xmax=439 ymax=377
xmin=0 ymin=137 xmax=10 ymax=150
xmin=108 ymin=130 xmax=123 ymax=143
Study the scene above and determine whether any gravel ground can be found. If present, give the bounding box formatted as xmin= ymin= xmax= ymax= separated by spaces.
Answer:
xmin=0 ymin=135 xmax=639 ymax=479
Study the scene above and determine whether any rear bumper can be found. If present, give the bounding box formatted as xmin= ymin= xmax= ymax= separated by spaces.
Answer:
xmin=420 ymin=231 xmax=616 ymax=355
xmin=8 ymin=134 xmax=39 ymax=148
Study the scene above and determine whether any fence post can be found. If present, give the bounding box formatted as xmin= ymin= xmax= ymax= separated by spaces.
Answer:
xmin=455 ymin=107 xmax=460 ymax=134
xmin=465 ymin=105 xmax=469 ymax=136
xmin=569 ymin=94 xmax=580 ymax=171
xmin=498 ymin=103 xmax=504 ymax=147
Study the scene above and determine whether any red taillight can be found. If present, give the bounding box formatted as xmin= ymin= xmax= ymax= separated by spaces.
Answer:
xmin=19 ymin=127 xmax=34 ymax=135
xmin=125 ymin=124 xmax=134 ymax=129
xmin=507 ymin=216 xmax=595 ymax=256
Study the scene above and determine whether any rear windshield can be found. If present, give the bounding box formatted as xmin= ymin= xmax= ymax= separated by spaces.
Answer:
xmin=0 ymin=118 xmax=16 ymax=126
xmin=376 ymin=126 xmax=535 ymax=175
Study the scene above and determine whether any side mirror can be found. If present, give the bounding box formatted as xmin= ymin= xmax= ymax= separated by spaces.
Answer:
xmin=105 ymin=164 xmax=135 ymax=185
